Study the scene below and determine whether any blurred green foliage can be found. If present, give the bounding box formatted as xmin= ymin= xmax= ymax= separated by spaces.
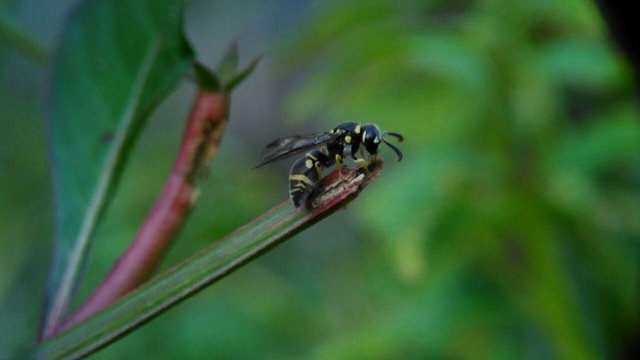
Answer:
xmin=279 ymin=0 xmax=640 ymax=358
xmin=1 ymin=0 xmax=638 ymax=359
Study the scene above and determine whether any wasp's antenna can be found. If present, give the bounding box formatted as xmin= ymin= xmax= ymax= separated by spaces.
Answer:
xmin=383 ymin=139 xmax=403 ymax=161
xmin=382 ymin=131 xmax=404 ymax=142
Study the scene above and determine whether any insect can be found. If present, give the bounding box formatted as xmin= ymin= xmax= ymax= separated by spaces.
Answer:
xmin=256 ymin=122 xmax=404 ymax=208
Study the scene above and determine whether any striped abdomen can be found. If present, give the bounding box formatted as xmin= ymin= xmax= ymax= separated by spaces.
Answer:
xmin=289 ymin=150 xmax=334 ymax=208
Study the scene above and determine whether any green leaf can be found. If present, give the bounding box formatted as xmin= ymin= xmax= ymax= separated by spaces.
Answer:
xmin=41 ymin=0 xmax=193 ymax=338
xmin=225 ymin=55 xmax=262 ymax=92
xmin=193 ymin=62 xmax=220 ymax=91
xmin=35 ymin=164 xmax=382 ymax=359
xmin=216 ymin=41 xmax=239 ymax=85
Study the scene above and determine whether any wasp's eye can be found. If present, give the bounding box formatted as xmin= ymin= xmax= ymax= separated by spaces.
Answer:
xmin=362 ymin=124 xmax=381 ymax=154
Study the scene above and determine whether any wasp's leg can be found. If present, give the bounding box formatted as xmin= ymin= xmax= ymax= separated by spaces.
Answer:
xmin=353 ymin=147 xmax=370 ymax=172
xmin=334 ymin=153 xmax=346 ymax=181
xmin=353 ymin=157 xmax=369 ymax=172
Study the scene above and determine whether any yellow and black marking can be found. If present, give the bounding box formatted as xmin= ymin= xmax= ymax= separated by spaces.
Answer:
xmin=256 ymin=120 xmax=404 ymax=208
xmin=289 ymin=149 xmax=334 ymax=207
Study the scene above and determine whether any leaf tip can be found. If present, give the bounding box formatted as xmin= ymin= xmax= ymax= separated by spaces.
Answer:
xmin=217 ymin=41 xmax=240 ymax=83
xmin=224 ymin=54 xmax=263 ymax=92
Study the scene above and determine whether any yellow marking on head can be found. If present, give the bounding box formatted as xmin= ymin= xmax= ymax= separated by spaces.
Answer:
xmin=289 ymin=174 xmax=315 ymax=186
xmin=355 ymin=125 xmax=361 ymax=134
xmin=345 ymin=135 xmax=352 ymax=144
xmin=362 ymin=130 xmax=367 ymax=142
xmin=305 ymin=152 xmax=317 ymax=160
xmin=305 ymin=159 xmax=314 ymax=169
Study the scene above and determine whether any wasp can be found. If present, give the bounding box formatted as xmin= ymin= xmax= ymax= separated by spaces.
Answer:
xmin=255 ymin=122 xmax=404 ymax=208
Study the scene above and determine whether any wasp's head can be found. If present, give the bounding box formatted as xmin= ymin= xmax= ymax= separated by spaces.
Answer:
xmin=361 ymin=124 xmax=381 ymax=155
xmin=362 ymin=124 xmax=404 ymax=161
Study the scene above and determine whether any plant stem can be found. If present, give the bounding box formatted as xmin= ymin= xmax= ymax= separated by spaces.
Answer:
xmin=35 ymin=162 xmax=383 ymax=360
xmin=58 ymin=90 xmax=229 ymax=334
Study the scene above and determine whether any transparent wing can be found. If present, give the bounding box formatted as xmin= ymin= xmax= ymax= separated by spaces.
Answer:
xmin=254 ymin=131 xmax=339 ymax=168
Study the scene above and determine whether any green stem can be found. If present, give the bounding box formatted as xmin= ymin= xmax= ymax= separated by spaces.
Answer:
xmin=59 ymin=91 xmax=229 ymax=334
xmin=35 ymin=162 xmax=383 ymax=360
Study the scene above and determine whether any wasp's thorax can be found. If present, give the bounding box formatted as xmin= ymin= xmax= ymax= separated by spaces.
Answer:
xmin=328 ymin=122 xmax=361 ymax=160
xmin=331 ymin=122 xmax=383 ymax=155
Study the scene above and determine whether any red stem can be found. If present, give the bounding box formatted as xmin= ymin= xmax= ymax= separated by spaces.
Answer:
xmin=58 ymin=90 xmax=229 ymax=334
